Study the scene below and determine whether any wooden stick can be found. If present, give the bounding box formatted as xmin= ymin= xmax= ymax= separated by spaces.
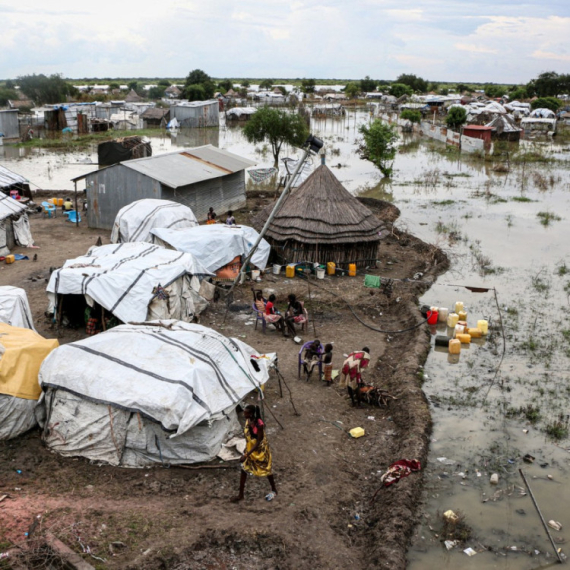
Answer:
xmin=173 ymin=464 xmax=235 ymax=470
xmin=519 ymin=468 xmax=564 ymax=563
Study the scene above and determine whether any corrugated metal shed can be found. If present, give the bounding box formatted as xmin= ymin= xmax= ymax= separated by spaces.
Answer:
xmin=0 ymin=110 xmax=20 ymax=139
xmin=170 ymin=100 xmax=219 ymax=127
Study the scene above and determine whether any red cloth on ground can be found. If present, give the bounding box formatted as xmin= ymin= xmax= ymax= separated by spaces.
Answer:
xmin=381 ymin=459 xmax=421 ymax=487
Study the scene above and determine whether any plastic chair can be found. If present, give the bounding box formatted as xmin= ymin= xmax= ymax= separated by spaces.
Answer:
xmin=286 ymin=301 xmax=308 ymax=334
xmin=42 ymin=201 xmax=56 ymax=218
xmin=252 ymin=303 xmax=266 ymax=334
xmin=298 ymin=341 xmax=324 ymax=380
xmin=65 ymin=210 xmax=81 ymax=223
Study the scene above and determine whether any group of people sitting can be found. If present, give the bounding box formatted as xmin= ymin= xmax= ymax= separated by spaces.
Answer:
xmin=254 ymin=291 xmax=306 ymax=338
xmin=207 ymin=207 xmax=236 ymax=226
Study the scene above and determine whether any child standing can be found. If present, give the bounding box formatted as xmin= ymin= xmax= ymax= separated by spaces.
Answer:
xmin=322 ymin=343 xmax=334 ymax=385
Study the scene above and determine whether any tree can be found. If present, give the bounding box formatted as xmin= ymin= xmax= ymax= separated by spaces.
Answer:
xmin=484 ymin=84 xmax=507 ymax=98
xmin=148 ymin=86 xmax=166 ymax=99
xmin=218 ymin=79 xmax=233 ymax=92
xmin=531 ymin=97 xmax=562 ymax=112
xmin=184 ymin=69 xmax=215 ymax=100
xmin=241 ymin=79 xmax=251 ymax=88
xmin=509 ymin=86 xmax=528 ymax=100
xmin=158 ymin=79 xmax=171 ymax=87
xmin=109 ymin=82 xmax=120 ymax=90
xmin=396 ymin=74 xmax=428 ymax=93
xmin=17 ymin=73 xmax=76 ymax=105
xmin=360 ymin=75 xmax=377 ymax=92
xmin=526 ymin=71 xmax=570 ymax=98
xmin=259 ymin=79 xmax=273 ymax=90
xmin=0 ymin=88 xmax=17 ymax=106
xmin=400 ymin=109 xmax=421 ymax=123
xmin=344 ymin=82 xmax=360 ymax=98
xmin=301 ymin=78 xmax=316 ymax=94
xmin=186 ymin=69 xmax=212 ymax=86
xmin=389 ymin=83 xmax=412 ymax=98
xmin=4 ymin=80 xmax=15 ymax=90
xmin=357 ymin=120 xmax=399 ymax=178
xmin=185 ymin=84 xmax=207 ymax=101
xmin=456 ymin=83 xmax=470 ymax=94
xmin=243 ymin=107 xmax=309 ymax=167
xmin=446 ymin=106 xmax=467 ymax=130
xmin=127 ymin=80 xmax=139 ymax=92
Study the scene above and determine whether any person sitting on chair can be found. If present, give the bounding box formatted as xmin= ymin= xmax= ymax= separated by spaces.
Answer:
xmin=265 ymin=294 xmax=283 ymax=332
xmin=283 ymin=293 xmax=303 ymax=337
xmin=62 ymin=198 xmax=73 ymax=213
xmin=303 ymin=339 xmax=322 ymax=380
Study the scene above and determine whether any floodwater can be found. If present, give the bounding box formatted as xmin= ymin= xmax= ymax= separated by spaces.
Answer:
xmin=2 ymin=111 xmax=570 ymax=567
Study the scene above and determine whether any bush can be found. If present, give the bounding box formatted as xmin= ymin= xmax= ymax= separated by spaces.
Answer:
xmin=446 ymin=107 xmax=467 ymax=130
xmin=357 ymin=120 xmax=399 ymax=177
xmin=400 ymin=109 xmax=421 ymax=123
xmin=389 ymin=83 xmax=413 ymax=98
xmin=531 ymin=97 xmax=562 ymax=112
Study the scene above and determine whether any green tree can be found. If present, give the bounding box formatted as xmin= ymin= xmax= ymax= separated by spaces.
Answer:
xmin=185 ymin=84 xmax=207 ymax=101
xmin=109 ymin=82 xmax=120 ymax=90
xmin=17 ymin=73 xmax=76 ymax=105
xmin=127 ymin=80 xmax=139 ymax=92
xmin=158 ymin=79 xmax=171 ymax=87
xmin=446 ymin=106 xmax=467 ymax=130
xmin=301 ymin=78 xmax=316 ymax=94
xmin=526 ymin=71 xmax=570 ymax=98
xmin=400 ymin=109 xmax=421 ymax=123
xmin=241 ymin=79 xmax=251 ymax=88
xmin=186 ymin=69 xmax=212 ymax=85
xmin=344 ymin=82 xmax=361 ymax=98
xmin=509 ymin=87 xmax=528 ymax=100
xmin=484 ymin=84 xmax=507 ymax=98
xmin=259 ymin=79 xmax=273 ymax=90
xmin=531 ymin=97 xmax=562 ymax=112
xmin=389 ymin=83 xmax=413 ymax=98
xmin=396 ymin=74 xmax=428 ymax=93
xmin=4 ymin=80 xmax=15 ymax=90
xmin=360 ymin=75 xmax=377 ymax=92
xmin=243 ymin=107 xmax=309 ymax=167
xmin=148 ymin=86 xmax=166 ymax=99
xmin=218 ymin=79 xmax=233 ymax=92
xmin=184 ymin=69 xmax=215 ymax=99
xmin=0 ymin=88 xmax=17 ymax=106
xmin=357 ymin=120 xmax=399 ymax=178
xmin=456 ymin=83 xmax=470 ymax=93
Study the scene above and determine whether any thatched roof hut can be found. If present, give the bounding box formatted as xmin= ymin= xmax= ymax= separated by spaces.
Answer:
xmin=253 ymin=165 xmax=384 ymax=268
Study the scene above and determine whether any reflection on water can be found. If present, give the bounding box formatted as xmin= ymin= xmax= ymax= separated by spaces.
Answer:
xmin=2 ymin=112 xmax=570 ymax=568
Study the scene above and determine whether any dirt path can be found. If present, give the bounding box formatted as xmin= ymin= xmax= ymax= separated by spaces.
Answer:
xmin=0 ymin=195 xmax=448 ymax=569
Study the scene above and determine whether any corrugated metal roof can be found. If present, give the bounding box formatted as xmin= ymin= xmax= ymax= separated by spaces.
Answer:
xmin=72 ymin=145 xmax=255 ymax=186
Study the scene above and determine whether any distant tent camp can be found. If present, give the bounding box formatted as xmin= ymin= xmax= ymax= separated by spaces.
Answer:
xmin=38 ymin=321 xmax=271 ymax=466
xmin=253 ymin=165 xmax=384 ymax=268
xmin=110 ymin=199 xmax=198 ymax=244
xmin=0 ymin=323 xmax=58 ymax=440
xmin=0 ymin=286 xmax=35 ymax=330
xmin=46 ymin=242 xmax=212 ymax=329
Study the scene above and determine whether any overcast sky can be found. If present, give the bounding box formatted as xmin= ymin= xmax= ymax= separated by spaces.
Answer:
xmin=1 ymin=0 xmax=569 ymax=83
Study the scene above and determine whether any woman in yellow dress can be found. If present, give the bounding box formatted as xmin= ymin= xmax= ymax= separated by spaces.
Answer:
xmin=232 ymin=404 xmax=277 ymax=501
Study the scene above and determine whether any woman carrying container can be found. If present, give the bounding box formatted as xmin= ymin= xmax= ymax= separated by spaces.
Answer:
xmin=339 ymin=347 xmax=371 ymax=407
xmin=232 ymin=404 xmax=278 ymax=502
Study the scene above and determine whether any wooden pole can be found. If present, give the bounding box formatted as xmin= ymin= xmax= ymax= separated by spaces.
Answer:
xmin=74 ymin=180 xmax=79 ymax=227
xmin=519 ymin=468 xmax=564 ymax=563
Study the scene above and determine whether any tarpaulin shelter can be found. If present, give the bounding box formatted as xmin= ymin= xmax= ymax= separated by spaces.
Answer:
xmin=38 ymin=321 xmax=272 ymax=466
xmin=46 ymin=242 xmax=212 ymax=327
xmin=151 ymin=224 xmax=270 ymax=278
xmin=0 ymin=192 xmax=34 ymax=256
xmin=110 ymin=199 xmax=198 ymax=244
xmin=253 ymin=165 xmax=384 ymax=268
xmin=0 ymin=286 xmax=35 ymax=330
xmin=97 ymin=136 xmax=152 ymax=167
xmin=0 ymin=323 xmax=58 ymax=440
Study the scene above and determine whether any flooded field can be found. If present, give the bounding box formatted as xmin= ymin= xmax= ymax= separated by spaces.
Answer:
xmin=2 ymin=110 xmax=570 ymax=567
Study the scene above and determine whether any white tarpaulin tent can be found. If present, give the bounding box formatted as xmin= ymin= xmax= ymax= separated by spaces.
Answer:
xmin=38 ymin=321 xmax=272 ymax=466
xmin=0 ymin=286 xmax=35 ymax=330
xmin=0 ymin=165 xmax=27 ymax=190
xmin=151 ymin=224 xmax=271 ymax=272
xmin=46 ymin=242 xmax=213 ymax=324
xmin=110 ymin=198 xmax=198 ymax=244
xmin=0 ymin=193 xmax=33 ymax=256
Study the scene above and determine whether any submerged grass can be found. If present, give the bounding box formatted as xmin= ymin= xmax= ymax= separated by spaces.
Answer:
xmin=537 ymin=211 xmax=562 ymax=226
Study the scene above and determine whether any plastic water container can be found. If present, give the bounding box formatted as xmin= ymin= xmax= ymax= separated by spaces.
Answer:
xmin=251 ymin=270 xmax=260 ymax=280
xmin=286 ymin=265 xmax=295 ymax=278
xmin=447 ymin=313 xmax=459 ymax=328
xmin=457 ymin=320 xmax=467 ymax=328
xmin=456 ymin=333 xmax=471 ymax=344
xmin=466 ymin=327 xmax=483 ymax=338
xmin=477 ymin=320 xmax=489 ymax=335
xmin=455 ymin=301 xmax=464 ymax=313
xmin=438 ymin=308 xmax=449 ymax=323
xmin=449 ymin=339 xmax=461 ymax=354
xmin=458 ymin=310 xmax=467 ymax=322
xmin=349 ymin=427 xmax=365 ymax=438
xmin=454 ymin=324 xmax=465 ymax=337
xmin=57 ymin=198 xmax=64 ymax=206
xmin=5 ymin=254 xmax=15 ymax=264
xmin=435 ymin=335 xmax=452 ymax=347
xmin=316 ymin=268 xmax=325 ymax=279
xmin=348 ymin=263 xmax=357 ymax=277
xmin=272 ymin=264 xmax=281 ymax=275
xmin=327 ymin=262 xmax=336 ymax=275
xmin=427 ymin=310 xmax=439 ymax=325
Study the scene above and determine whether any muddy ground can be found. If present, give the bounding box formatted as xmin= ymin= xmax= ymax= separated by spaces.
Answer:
xmin=0 ymin=192 xmax=447 ymax=569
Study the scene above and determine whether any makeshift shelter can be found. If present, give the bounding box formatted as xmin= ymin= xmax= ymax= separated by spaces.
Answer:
xmin=485 ymin=115 xmax=522 ymax=141
xmin=151 ymin=224 xmax=270 ymax=278
xmin=0 ymin=165 xmax=31 ymax=198
xmin=38 ymin=321 xmax=271 ymax=466
xmin=0 ymin=286 xmax=35 ymax=330
xmin=97 ymin=136 xmax=152 ymax=166
xmin=125 ymin=89 xmax=143 ymax=103
xmin=0 ymin=323 xmax=58 ymax=440
xmin=225 ymin=107 xmax=257 ymax=121
xmin=0 ymin=193 xmax=34 ymax=256
xmin=74 ymin=145 xmax=255 ymax=230
xmin=141 ymin=107 xmax=170 ymax=128
xmin=253 ymin=165 xmax=384 ymax=268
xmin=111 ymin=199 xmax=198 ymax=244
xmin=46 ymin=242 xmax=212 ymax=329
xmin=170 ymin=100 xmax=219 ymax=128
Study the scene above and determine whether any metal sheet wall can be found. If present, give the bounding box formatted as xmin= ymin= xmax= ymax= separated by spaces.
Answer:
xmin=0 ymin=111 xmax=20 ymax=139
xmin=86 ymin=165 xmax=161 ymax=230
xmin=171 ymin=102 xmax=219 ymax=128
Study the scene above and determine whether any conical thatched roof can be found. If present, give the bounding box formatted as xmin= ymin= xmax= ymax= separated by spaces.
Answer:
xmin=125 ymin=89 xmax=143 ymax=102
xmin=254 ymin=165 xmax=382 ymax=245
